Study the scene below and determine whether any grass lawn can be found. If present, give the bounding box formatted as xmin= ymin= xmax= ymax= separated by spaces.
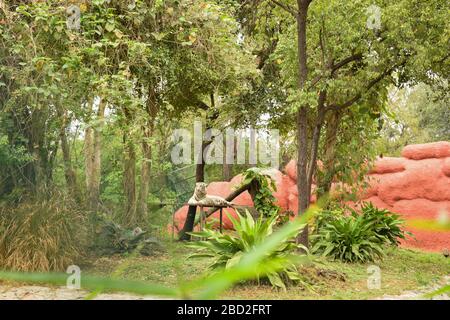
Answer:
xmin=82 ymin=241 xmax=450 ymax=300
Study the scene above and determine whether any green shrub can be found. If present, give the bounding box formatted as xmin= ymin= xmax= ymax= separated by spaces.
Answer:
xmin=188 ymin=211 xmax=307 ymax=290
xmin=311 ymin=203 xmax=408 ymax=263
xmin=311 ymin=211 xmax=385 ymax=262
xmin=360 ymin=202 xmax=409 ymax=246
xmin=0 ymin=194 xmax=86 ymax=271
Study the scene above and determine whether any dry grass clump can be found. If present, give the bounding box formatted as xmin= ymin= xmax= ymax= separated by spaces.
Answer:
xmin=0 ymin=193 xmax=86 ymax=272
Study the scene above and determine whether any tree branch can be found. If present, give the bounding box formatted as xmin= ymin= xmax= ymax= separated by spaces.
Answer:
xmin=195 ymin=100 xmax=210 ymax=111
xmin=327 ymin=59 xmax=407 ymax=111
xmin=331 ymin=53 xmax=363 ymax=73
xmin=270 ymin=0 xmax=298 ymax=17
xmin=308 ymin=53 xmax=363 ymax=90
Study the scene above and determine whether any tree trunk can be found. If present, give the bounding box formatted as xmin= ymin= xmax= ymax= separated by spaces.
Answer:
xmin=84 ymin=98 xmax=105 ymax=211
xmin=179 ymin=95 xmax=218 ymax=240
xmin=60 ymin=111 xmax=79 ymax=200
xmin=223 ymin=162 xmax=232 ymax=181
xmin=123 ymin=132 xmax=137 ymax=227
xmin=178 ymin=139 xmax=209 ymax=241
xmin=295 ymin=0 xmax=312 ymax=247
xmin=30 ymin=110 xmax=51 ymax=192
xmin=137 ymin=126 xmax=152 ymax=223
xmin=222 ymin=138 xmax=233 ymax=181
xmin=306 ymin=90 xmax=327 ymax=193
xmin=318 ymin=110 xmax=341 ymax=197
xmin=296 ymin=108 xmax=309 ymax=247
xmin=137 ymin=86 xmax=158 ymax=222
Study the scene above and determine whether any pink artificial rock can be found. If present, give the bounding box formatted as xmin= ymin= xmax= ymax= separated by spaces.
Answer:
xmin=171 ymin=206 xmax=189 ymax=232
xmin=287 ymin=183 xmax=299 ymax=213
xmin=287 ymin=184 xmax=317 ymax=213
xmin=288 ymin=192 xmax=298 ymax=214
xmin=284 ymin=159 xmax=323 ymax=183
xmin=442 ymin=157 xmax=450 ymax=177
xmin=207 ymin=181 xmax=254 ymax=206
xmin=376 ymin=158 xmax=450 ymax=205
xmin=288 ymin=184 xmax=298 ymax=196
xmin=345 ymin=197 xmax=392 ymax=213
xmin=285 ymin=160 xmax=297 ymax=181
xmin=310 ymin=185 xmax=318 ymax=203
xmin=361 ymin=196 xmax=392 ymax=210
xmin=230 ymin=174 xmax=244 ymax=185
xmin=359 ymin=175 xmax=381 ymax=198
xmin=400 ymin=227 xmax=450 ymax=252
xmin=369 ymin=157 xmax=406 ymax=174
xmin=206 ymin=181 xmax=231 ymax=198
xmin=401 ymin=141 xmax=450 ymax=160
xmin=391 ymin=198 xmax=450 ymax=220
xmin=265 ymin=169 xmax=289 ymax=211
xmin=357 ymin=150 xmax=450 ymax=252
xmin=322 ymin=144 xmax=450 ymax=252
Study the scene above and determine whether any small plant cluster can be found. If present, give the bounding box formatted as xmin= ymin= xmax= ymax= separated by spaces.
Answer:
xmin=240 ymin=168 xmax=281 ymax=217
xmin=188 ymin=210 xmax=307 ymax=290
xmin=311 ymin=202 xmax=409 ymax=263
xmin=92 ymin=217 xmax=165 ymax=256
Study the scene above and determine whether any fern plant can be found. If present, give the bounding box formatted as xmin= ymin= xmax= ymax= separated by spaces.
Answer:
xmin=188 ymin=210 xmax=307 ymax=290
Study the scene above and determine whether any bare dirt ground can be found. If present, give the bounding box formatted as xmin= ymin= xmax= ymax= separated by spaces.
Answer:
xmin=378 ymin=276 xmax=449 ymax=300
xmin=0 ymin=284 xmax=158 ymax=300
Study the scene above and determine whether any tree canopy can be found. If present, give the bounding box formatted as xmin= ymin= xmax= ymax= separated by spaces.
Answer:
xmin=0 ymin=0 xmax=448 ymax=243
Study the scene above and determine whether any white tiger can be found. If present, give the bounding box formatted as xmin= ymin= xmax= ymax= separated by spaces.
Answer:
xmin=188 ymin=182 xmax=234 ymax=207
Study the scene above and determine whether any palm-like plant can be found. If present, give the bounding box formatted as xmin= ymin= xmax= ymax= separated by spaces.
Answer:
xmin=361 ymin=202 xmax=409 ymax=246
xmin=188 ymin=211 xmax=308 ymax=289
xmin=311 ymin=211 xmax=386 ymax=263
xmin=311 ymin=204 xmax=409 ymax=263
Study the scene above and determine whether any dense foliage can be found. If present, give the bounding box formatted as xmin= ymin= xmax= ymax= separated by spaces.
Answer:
xmin=240 ymin=168 xmax=281 ymax=217
xmin=377 ymin=84 xmax=450 ymax=156
xmin=311 ymin=203 xmax=408 ymax=262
